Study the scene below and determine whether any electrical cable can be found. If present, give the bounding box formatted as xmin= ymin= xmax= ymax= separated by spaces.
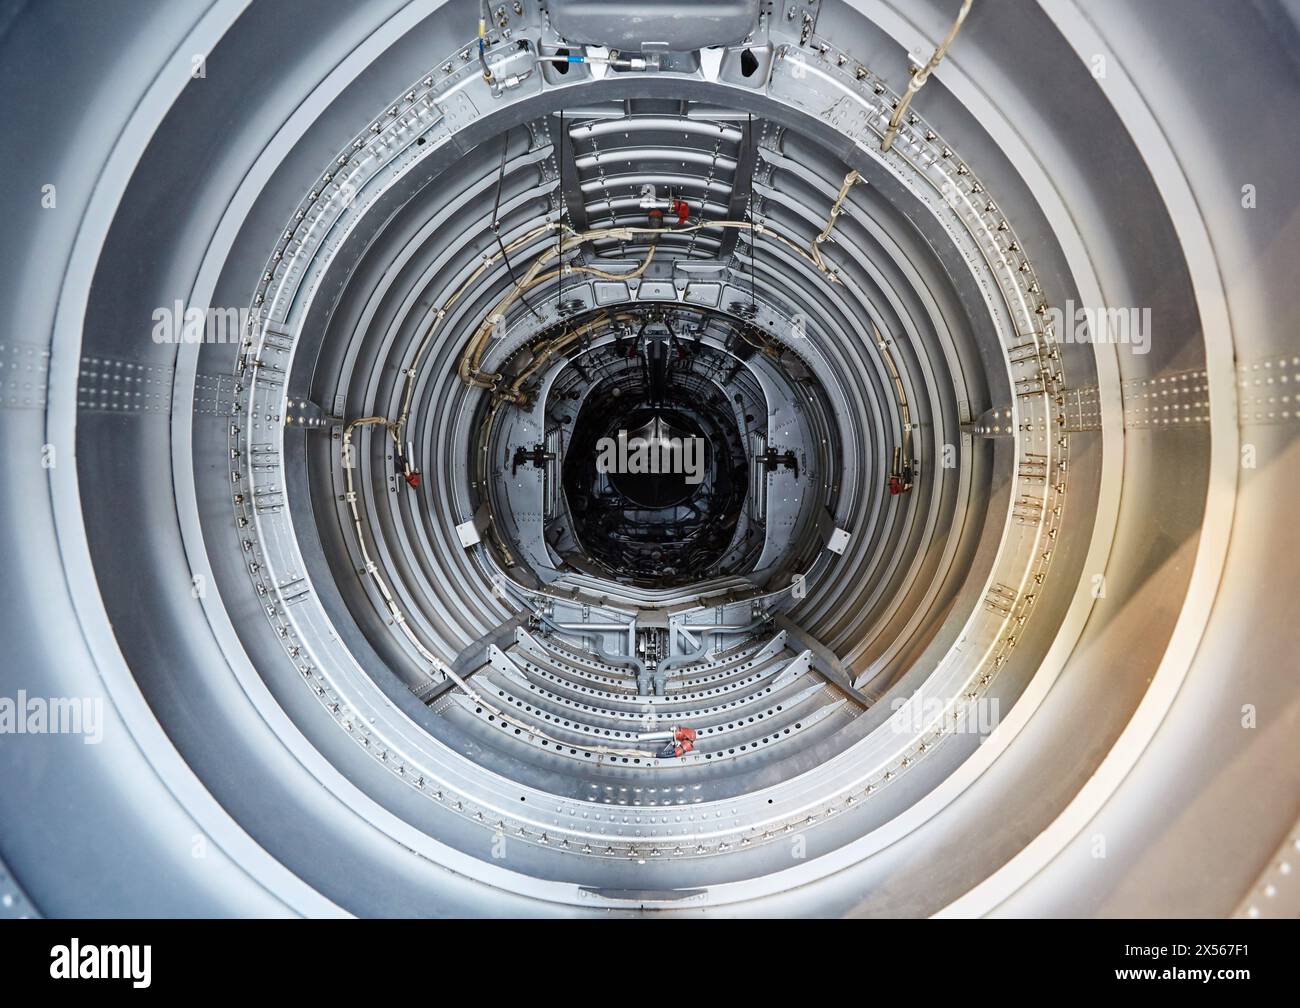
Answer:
xmin=492 ymin=127 xmax=544 ymax=322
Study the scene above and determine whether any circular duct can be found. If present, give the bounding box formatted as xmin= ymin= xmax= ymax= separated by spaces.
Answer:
xmin=2 ymin=0 xmax=1299 ymax=918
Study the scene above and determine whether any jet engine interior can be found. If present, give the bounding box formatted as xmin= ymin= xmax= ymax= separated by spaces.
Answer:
xmin=2 ymin=0 xmax=1300 ymax=919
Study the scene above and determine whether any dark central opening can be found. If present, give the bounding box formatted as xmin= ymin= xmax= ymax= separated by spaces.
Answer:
xmin=560 ymin=337 xmax=750 ymax=584
xmin=605 ymin=412 xmax=706 ymax=509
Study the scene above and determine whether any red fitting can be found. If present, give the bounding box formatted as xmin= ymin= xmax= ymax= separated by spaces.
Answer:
xmin=675 ymin=726 xmax=697 ymax=743
xmin=405 ymin=471 xmax=422 ymax=489
xmin=672 ymin=199 xmax=690 ymax=226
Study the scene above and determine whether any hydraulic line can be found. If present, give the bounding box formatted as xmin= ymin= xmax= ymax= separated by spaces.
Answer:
xmin=810 ymin=170 xmax=862 ymax=273
xmin=880 ymin=0 xmax=973 ymax=152
xmin=477 ymin=0 xmax=494 ymax=88
xmin=659 ymin=618 xmax=772 ymax=673
xmin=451 ymin=216 xmax=845 ymax=401
xmin=339 ymin=420 xmax=682 ymax=762
xmin=331 ymin=176 xmax=870 ymax=724
xmin=498 ymin=312 xmax=639 ymax=404
xmin=869 ymin=320 xmax=915 ymax=491
xmin=328 ymin=13 xmax=939 ymax=747
xmin=457 ymin=239 xmax=659 ymax=397
xmin=376 ymin=185 xmax=859 ymax=435
xmin=537 ymin=52 xmax=649 ymax=71
xmin=340 ymin=417 xmax=448 ymax=671
xmin=534 ymin=612 xmax=646 ymax=680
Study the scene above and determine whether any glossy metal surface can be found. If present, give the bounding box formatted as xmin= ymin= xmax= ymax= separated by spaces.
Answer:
xmin=1 ymin=0 xmax=1298 ymax=917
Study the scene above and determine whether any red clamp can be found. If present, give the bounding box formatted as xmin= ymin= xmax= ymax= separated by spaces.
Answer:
xmin=658 ymin=726 xmax=698 ymax=759
xmin=671 ymin=199 xmax=690 ymax=226
xmin=673 ymin=726 xmax=697 ymax=758
xmin=404 ymin=471 xmax=422 ymax=489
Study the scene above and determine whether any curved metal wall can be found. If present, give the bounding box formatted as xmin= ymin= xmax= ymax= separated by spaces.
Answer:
xmin=0 ymin=0 xmax=1297 ymax=918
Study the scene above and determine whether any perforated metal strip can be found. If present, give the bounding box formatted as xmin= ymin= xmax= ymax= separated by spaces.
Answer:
xmin=77 ymin=355 xmax=174 ymax=415
xmin=1121 ymin=367 xmax=1210 ymax=429
xmin=1234 ymin=823 xmax=1300 ymax=919
xmin=1059 ymin=384 xmax=1101 ymax=432
xmin=1237 ymin=351 xmax=1300 ymax=426
xmin=0 ymin=340 xmax=49 ymax=409
xmin=194 ymin=371 xmax=241 ymax=416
